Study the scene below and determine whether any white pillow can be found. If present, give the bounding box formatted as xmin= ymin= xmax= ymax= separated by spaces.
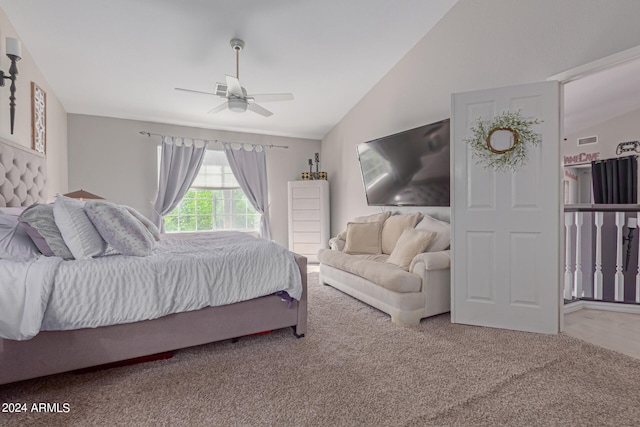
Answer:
xmin=415 ymin=214 xmax=451 ymax=252
xmin=0 ymin=213 xmax=41 ymax=261
xmin=381 ymin=213 xmax=421 ymax=254
xmin=343 ymin=222 xmax=383 ymax=255
xmin=53 ymin=194 xmax=107 ymax=259
xmin=0 ymin=207 xmax=27 ymax=215
xmin=85 ymin=201 xmax=156 ymax=257
xmin=386 ymin=228 xmax=435 ymax=270
xmin=122 ymin=205 xmax=161 ymax=241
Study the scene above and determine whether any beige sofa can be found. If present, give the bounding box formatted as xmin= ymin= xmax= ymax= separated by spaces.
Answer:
xmin=318 ymin=211 xmax=451 ymax=326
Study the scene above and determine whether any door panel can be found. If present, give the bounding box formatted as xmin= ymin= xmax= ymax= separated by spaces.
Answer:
xmin=451 ymin=81 xmax=561 ymax=334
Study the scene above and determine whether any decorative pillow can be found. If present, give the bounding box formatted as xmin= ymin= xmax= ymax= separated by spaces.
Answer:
xmin=381 ymin=213 xmax=421 ymax=254
xmin=337 ymin=211 xmax=391 ymax=241
xmin=123 ymin=205 xmax=161 ymax=241
xmin=18 ymin=204 xmax=74 ymax=259
xmin=53 ymin=194 xmax=107 ymax=259
xmin=343 ymin=222 xmax=383 ymax=255
xmin=85 ymin=201 xmax=156 ymax=257
xmin=415 ymin=214 xmax=451 ymax=252
xmin=0 ymin=213 xmax=41 ymax=261
xmin=386 ymin=228 xmax=436 ymax=270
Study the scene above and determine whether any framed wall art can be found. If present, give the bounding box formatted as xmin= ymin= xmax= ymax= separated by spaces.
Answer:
xmin=31 ymin=82 xmax=46 ymax=154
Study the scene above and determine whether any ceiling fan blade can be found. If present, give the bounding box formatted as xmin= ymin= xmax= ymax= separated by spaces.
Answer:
xmin=208 ymin=101 xmax=229 ymax=114
xmin=248 ymin=93 xmax=294 ymax=103
xmin=247 ymin=102 xmax=273 ymax=117
xmin=225 ymin=75 xmax=244 ymax=97
xmin=175 ymin=87 xmax=217 ymax=96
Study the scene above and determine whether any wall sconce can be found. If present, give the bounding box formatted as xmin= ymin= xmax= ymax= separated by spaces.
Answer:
xmin=623 ymin=217 xmax=637 ymax=271
xmin=0 ymin=37 xmax=21 ymax=134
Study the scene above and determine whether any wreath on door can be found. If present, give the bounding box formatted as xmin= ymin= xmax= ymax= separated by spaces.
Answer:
xmin=465 ymin=110 xmax=542 ymax=172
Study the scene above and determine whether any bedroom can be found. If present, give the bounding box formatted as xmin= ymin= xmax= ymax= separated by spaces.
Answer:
xmin=1 ymin=0 xmax=640 ymax=425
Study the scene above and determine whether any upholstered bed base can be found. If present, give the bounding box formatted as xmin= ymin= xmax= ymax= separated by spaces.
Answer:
xmin=0 ymin=254 xmax=307 ymax=385
xmin=0 ymin=137 xmax=308 ymax=386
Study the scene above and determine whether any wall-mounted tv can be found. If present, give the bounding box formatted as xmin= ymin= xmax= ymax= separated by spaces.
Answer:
xmin=356 ymin=118 xmax=450 ymax=206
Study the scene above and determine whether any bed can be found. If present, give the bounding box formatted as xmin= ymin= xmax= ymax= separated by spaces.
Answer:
xmin=0 ymin=137 xmax=307 ymax=385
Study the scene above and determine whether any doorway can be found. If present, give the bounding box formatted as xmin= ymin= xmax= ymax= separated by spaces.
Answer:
xmin=553 ymin=45 xmax=640 ymax=340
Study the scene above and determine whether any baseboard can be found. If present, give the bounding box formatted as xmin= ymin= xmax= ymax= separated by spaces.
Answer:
xmin=564 ymin=300 xmax=640 ymax=315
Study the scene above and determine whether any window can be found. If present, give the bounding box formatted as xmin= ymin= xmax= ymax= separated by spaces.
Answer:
xmin=160 ymin=148 xmax=261 ymax=233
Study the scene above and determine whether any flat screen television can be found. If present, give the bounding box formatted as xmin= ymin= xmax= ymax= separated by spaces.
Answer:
xmin=356 ymin=118 xmax=450 ymax=206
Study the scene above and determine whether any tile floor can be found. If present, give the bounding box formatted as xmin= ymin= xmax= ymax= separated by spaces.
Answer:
xmin=564 ymin=309 xmax=640 ymax=360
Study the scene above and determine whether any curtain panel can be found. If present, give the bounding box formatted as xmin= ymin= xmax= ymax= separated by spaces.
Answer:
xmin=592 ymin=156 xmax=638 ymax=204
xmin=152 ymin=137 xmax=209 ymax=231
xmin=223 ymin=143 xmax=271 ymax=240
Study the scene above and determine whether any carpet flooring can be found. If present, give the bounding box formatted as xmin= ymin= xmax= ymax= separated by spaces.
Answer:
xmin=1 ymin=273 xmax=639 ymax=426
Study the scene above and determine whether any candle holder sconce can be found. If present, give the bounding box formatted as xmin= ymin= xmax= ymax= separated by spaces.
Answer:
xmin=0 ymin=38 xmax=21 ymax=134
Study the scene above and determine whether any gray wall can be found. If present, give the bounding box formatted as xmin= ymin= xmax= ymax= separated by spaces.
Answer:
xmin=321 ymin=0 xmax=640 ymax=235
xmin=67 ymin=114 xmax=320 ymax=248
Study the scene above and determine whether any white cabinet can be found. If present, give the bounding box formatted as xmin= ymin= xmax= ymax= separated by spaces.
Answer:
xmin=288 ymin=180 xmax=329 ymax=263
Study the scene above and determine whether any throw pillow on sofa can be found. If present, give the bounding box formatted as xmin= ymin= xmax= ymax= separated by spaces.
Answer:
xmin=343 ymin=221 xmax=383 ymax=254
xmin=381 ymin=212 xmax=421 ymax=254
xmin=386 ymin=228 xmax=436 ymax=270
xmin=415 ymin=214 xmax=451 ymax=252
xmin=337 ymin=211 xmax=391 ymax=241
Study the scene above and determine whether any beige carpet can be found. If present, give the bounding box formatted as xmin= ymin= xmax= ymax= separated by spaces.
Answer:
xmin=1 ymin=273 xmax=639 ymax=426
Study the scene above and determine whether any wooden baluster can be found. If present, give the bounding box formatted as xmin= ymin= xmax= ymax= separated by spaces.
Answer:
xmin=574 ymin=211 xmax=583 ymax=299
xmin=615 ymin=212 xmax=624 ymax=302
xmin=594 ymin=212 xmax=603 ymax=300
xmin=564 ymin=212 xmax=573 ymax=300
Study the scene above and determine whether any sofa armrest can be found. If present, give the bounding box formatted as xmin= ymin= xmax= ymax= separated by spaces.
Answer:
xmin=328 ymin=237 xmax=345 ymax=252
xmin=410 ymin=250 xmax=451 ymax=274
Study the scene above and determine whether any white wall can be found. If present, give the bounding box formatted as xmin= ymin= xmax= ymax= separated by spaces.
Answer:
xmin=67 ymin=114 xmax=319 ymax=248
xmin=564 ymin=107 xmax=640 ymax=162
xmin=321 ymin=0 xmax=640 ymax=235
xmin=0 ymin=8 xmax=67 ymax=200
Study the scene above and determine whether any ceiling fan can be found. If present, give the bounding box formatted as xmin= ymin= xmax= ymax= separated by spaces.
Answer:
xmin=175 ymin=38 xmax=294 ymax=117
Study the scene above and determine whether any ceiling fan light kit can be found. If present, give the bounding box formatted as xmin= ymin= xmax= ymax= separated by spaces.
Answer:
xmin=228 ymin=98 xmax=247 ymax=113
xmin=175 ymin=38 xmax=293 ymax=117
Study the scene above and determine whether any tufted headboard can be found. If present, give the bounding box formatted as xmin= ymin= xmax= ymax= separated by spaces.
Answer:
xmin=0 ymin=137 xmax=47 ymax=207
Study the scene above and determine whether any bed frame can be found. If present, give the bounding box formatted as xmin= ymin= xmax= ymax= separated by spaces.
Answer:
xmin=0 ymin=138 xmax=308 ymax=385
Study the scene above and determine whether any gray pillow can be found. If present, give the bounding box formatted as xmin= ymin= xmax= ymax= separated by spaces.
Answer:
xmin=18 ymin=204 xmax=74 ymax=259
xmin=85 ymin=201 xmax=156 ymax=257
xmin=0 ymin=213 xmax=41 ymax=261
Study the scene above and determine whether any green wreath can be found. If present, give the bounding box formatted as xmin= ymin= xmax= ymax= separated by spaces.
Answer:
xmin=464 ymin=110 xmax=542 ymax=172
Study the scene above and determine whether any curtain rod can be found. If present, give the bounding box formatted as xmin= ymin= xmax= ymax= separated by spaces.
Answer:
xmin=138 ymin=131 xmax=289 ymax=149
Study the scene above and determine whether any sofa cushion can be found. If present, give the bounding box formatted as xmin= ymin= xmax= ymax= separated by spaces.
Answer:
xmin=387 ymin=228 xmax=435 ymax=270
xmin=318 ymin=248 xmax=421 ymax=293
xmin=343 ymin=222 xmax=383 ymax=254
xmin=415 ymin=214 xmax=450 ymax=252
xmin=336 ymin=211 xmax=391 ymax=241
xmin=381 ymin=213 xmax=421 ymax=254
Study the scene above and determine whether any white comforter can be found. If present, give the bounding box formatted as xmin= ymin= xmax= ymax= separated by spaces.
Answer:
xmin=0 ymin=232 xmax=302 ymax=340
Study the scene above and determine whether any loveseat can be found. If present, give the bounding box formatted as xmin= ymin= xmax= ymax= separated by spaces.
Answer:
xmin=318 ymin=211 xmax=450 ymax=326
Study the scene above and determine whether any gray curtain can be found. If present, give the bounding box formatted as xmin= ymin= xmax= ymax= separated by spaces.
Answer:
xmin=152 ymin=136 xmax=208 ymax=231
xmin=223 ymin=143 xmax=271 ymax=240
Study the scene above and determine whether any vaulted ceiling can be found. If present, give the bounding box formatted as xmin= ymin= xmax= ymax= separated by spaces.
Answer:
xmin=0 ymin=0 xmax=458 ymax=140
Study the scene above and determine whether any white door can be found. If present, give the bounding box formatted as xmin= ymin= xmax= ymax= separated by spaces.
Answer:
xmin=451 ymin=81 xmax=562 ymax=334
